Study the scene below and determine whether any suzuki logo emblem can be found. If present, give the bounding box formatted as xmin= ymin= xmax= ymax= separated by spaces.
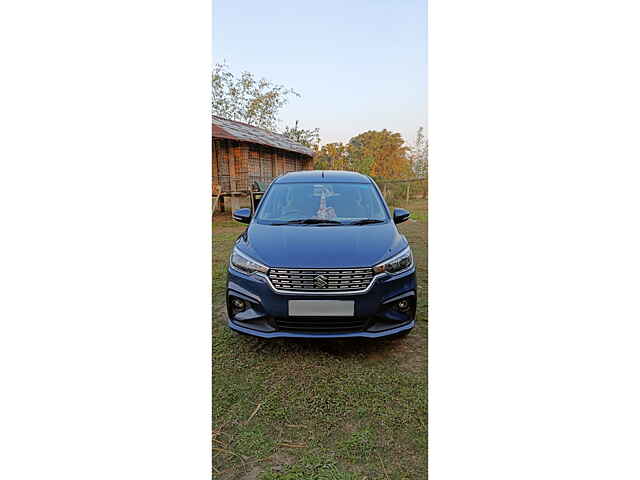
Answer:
xmin=314 ymin=274 xmax=328 ymax=288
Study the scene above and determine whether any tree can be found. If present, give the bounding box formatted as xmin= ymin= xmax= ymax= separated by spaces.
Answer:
xmin=314 ymin=142 xmax=350 ymax=170
xmin=212 ymin=62 xmax=300 ymax=131
xmin=311 ymin=130 xmax=412 ymax=178
xmin=282 ymin=120 xmax=321 ymax=149
xmin=347 ymin=137 xmax=375 ymax=176
xmin=348 ymin=130 xmax=411 ymax=179
xmin=409 ymin=127 xmax=427 ymax=177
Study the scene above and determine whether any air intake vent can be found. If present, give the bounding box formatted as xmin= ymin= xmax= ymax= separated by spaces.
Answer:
xmin=268 ymin=268 xmax=374 ymax=292
xmin=273 ymin=317 xmax=369 ymax=333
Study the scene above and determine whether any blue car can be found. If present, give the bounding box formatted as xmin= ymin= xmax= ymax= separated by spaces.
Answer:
xmin=225 ymin=170 xmax=416 ymax=339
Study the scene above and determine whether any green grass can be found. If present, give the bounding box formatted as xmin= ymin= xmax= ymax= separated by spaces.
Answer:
xmin=213 ymin=199 xmax=427 ymax=480
xmin=336 ymin=430 xmax=375 ymax=462
xmin=262 ymin=456 xmax=360 ymax=480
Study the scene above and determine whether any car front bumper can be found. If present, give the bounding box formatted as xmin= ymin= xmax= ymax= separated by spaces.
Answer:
xmin=225 ymin=266 xmax=417 ymax=339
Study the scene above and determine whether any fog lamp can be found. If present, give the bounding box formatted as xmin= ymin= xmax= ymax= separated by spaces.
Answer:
xmin=397 ymin=299 xmax=409 ymax=310
xmin=231 ymin=297 xmax=246 ymax=311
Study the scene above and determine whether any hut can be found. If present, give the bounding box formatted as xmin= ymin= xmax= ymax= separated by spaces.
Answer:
xmin=212 ymin=116 xmax=315 ymax=211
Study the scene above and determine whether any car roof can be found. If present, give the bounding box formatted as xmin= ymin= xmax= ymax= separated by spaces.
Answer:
xmin=273 ymin=170 xmax=372 ymax=184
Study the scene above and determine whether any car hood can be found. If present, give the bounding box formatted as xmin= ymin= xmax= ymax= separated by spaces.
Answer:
xmin=237 ymin=222 xmax=407 ymax=268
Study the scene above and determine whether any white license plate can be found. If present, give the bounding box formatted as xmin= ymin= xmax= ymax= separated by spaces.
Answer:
xmin=288 ymin=300 xmax=354 ymax=317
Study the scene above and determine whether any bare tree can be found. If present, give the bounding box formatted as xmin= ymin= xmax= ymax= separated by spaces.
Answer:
xmin=212 ymin=62 xmax=300 ymax=131
xmin=282 ymin=120 xmax=320 ymax=149
xmin=409 ymin=127 xmax=427 ymax=177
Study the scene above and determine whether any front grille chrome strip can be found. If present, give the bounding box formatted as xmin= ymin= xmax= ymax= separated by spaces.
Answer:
xmin=266 ymin=267 xmax=376 ymax=293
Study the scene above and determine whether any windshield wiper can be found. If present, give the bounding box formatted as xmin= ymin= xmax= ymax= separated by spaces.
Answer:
xmin=348 ymin=219 xmax=385 ymax=225
xmin=285 ymin=218 xmax=343 ymax=225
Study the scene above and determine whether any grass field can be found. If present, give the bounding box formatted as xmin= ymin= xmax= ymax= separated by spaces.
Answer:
xmin=213 ymin=198 xmax=427 ymax=480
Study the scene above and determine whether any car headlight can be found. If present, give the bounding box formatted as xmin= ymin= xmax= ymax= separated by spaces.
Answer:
xmin=229 ymin=248 xmax=269 ymax=275
xmin=373 ymin=246 xmax=413 ymax=275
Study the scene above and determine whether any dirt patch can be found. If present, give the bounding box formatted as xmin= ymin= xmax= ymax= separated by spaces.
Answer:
xmin=271 ymin=452 xmax=295 ymax=466
xmin=238 ymin=466 xmax=262 ymax=480
xmin=379 ymin=329 xmax=426 ymax=374
xmin=235 ymin=453 xmax=294 ymax=480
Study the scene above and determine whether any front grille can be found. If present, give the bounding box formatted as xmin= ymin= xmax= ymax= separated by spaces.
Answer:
xmin=268 ymin=268 xmax=375 ymax=292
xmin=273 ymin=317 xmax=369 ymax=333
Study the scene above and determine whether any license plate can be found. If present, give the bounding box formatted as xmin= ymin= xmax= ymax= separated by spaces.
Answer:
xmin=288 ymin=300 xmax=354 ymax=317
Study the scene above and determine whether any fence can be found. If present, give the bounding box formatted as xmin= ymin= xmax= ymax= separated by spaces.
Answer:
xmin=374 ymin=177 xmax=428 ymax=205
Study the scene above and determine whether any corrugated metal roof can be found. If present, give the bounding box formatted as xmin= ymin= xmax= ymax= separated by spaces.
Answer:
xmin=212 ymin=115 xmax=314 ymax=157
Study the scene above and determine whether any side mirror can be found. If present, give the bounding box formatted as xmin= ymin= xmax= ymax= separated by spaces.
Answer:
xmin=232 ymin=208 xmax=252 ymax=224
xmin=393 ymin=208 xmax=410 ymax=224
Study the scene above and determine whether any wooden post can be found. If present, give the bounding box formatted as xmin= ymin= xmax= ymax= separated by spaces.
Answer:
xmin=406 ymin=183 xmax=410 ymax=203
xmin=229 ymin=145 xmax=237 ymax=192
xmin=383 ymin=184 xmax=388 ymax=199
xmin=212 ymin=185 xmax=221 ymax=216
xmin=271 ymin=148 xmax=277 ymax=180
xmin=230 ymin=193 xmax=241 ymax=212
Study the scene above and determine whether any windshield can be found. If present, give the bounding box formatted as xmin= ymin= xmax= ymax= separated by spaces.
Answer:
xmin=255 ymin=182 xmax=388 ymax=225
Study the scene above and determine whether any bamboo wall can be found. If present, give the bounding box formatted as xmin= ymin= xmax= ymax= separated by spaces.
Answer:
xmin=212 ymin=139 xmax=313 ymax=193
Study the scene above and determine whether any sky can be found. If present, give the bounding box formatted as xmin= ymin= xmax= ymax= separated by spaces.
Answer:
xmin=213 ymin=0 xmax=427 ymax=146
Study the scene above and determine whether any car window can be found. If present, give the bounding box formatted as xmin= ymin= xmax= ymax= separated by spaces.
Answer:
xmin=256 ymin=182 xmax=388 ymax=224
